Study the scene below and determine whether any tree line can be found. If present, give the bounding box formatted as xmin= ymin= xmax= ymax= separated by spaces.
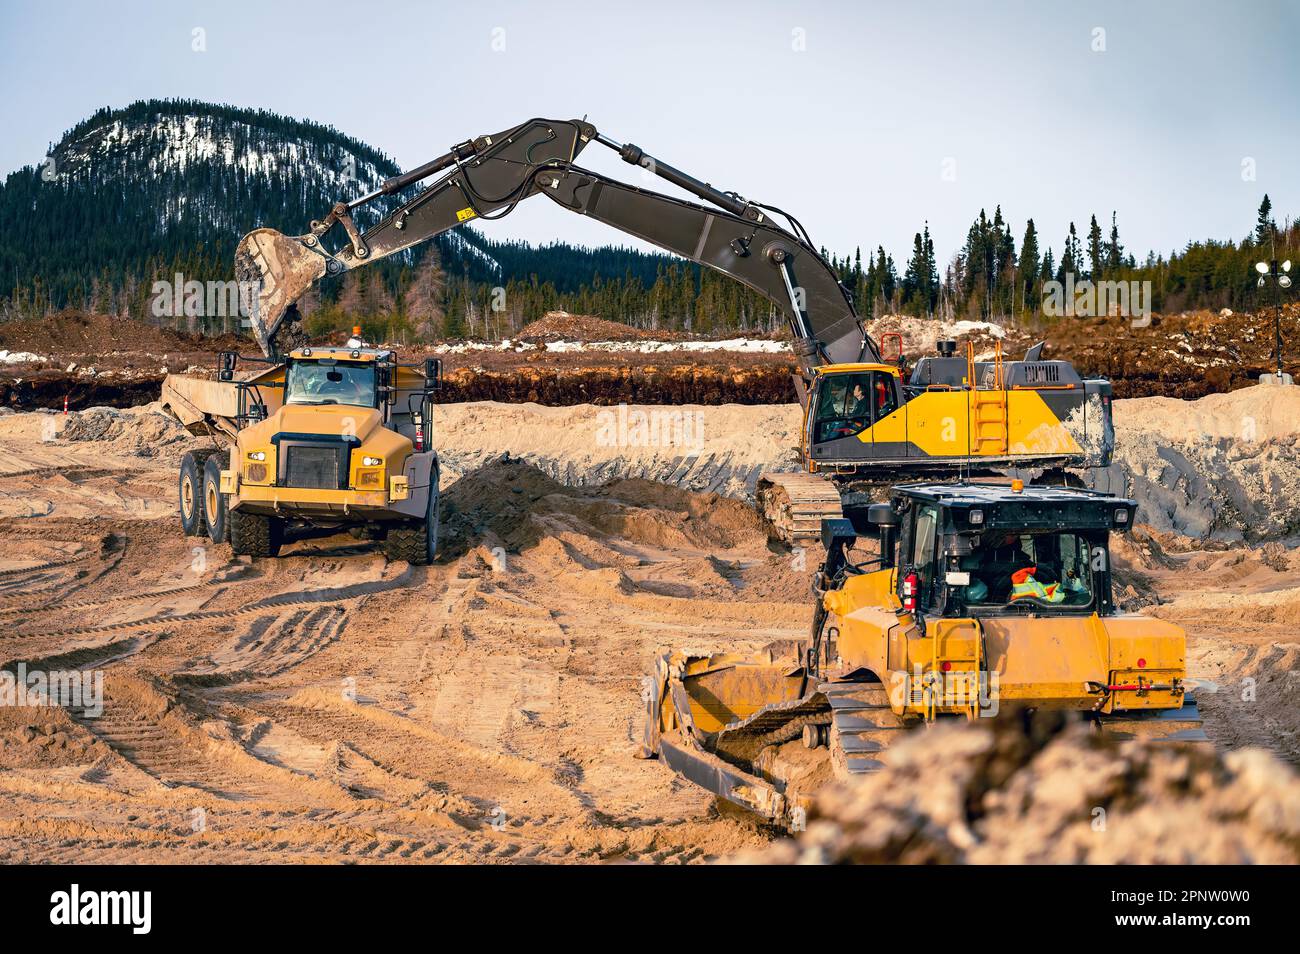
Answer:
xmin=1 ymin=101 xmax=1293 ymax=340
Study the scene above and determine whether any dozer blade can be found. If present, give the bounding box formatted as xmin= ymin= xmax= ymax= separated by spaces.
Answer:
xmin=640 ymin=646 xmax=907 ymax=826
xmin=235 ymin=228 xmax=329 ymax=357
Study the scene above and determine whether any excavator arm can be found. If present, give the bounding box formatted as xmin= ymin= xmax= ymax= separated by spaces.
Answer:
xmin=236 ymin=117 xmax=878 ymax=369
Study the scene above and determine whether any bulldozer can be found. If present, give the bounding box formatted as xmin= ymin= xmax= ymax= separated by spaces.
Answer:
xmin=230 ymin=116 xmax=1115 ymax=545
xmin=162 ymin=330 xmax=442 ymax=563
xmin=638 ymin=481 xmax=1206 ymax=826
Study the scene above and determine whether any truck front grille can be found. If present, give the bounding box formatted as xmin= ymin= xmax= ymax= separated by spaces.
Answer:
xmin=284 ymin=445 xmax=342 ymax=490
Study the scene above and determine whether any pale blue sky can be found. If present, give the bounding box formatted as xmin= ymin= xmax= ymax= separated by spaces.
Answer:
xmin=2 ymin=0 xmax=1296 ymax=265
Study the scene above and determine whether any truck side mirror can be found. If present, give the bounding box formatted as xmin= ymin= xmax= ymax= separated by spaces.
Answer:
xmin=424 ymin=357 xmax=442 ymax=390
xmin=218 ymin=350 xmax=237 ymax=382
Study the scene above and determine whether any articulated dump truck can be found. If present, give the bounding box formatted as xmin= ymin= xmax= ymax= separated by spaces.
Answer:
xmin=161 ymin=336 xmax=442 ymax=563
xmin=639 ymin=482 xmax=1206 ymax=826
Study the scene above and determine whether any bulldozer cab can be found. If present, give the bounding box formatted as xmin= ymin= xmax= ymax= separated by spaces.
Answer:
xmin=886 ymin=482 xmax=1136 ymax=619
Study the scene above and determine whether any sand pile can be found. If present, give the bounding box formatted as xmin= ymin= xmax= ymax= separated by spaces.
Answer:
xmin=62 ymin=402 xmax=200 ymax=459
xmin=730 ymin=710 xmax=1300 ymax=865
xmin=433 ymin=386 xmax=1300 ymax=543
xmin=434 ymin=401 xmax=802 ymax=498
xmin=439 ymin=458 xmax=767 ymax=558
xmin=1102 ymin=384 xmax=1300 ymax=541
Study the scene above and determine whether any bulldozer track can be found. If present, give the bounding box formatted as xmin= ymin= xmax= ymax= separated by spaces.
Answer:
xmin=0 ymin=464 xmax=128 ymax=481
xmin=0 ymin=575 xmax=219 ymax=617
xmin=0 ymin=552 xmax=90 ymax=579
xmin=821 ymin=681 xmax=910 ymax=775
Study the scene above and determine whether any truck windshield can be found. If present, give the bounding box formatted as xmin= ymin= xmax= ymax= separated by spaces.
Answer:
xmin=956 ymin=530 xmax=1095 ymax=610
xmin=286 ymin=361 xmax=376 ymax=408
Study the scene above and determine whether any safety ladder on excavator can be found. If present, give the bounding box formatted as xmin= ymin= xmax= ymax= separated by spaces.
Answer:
xmin=968 ymin=340 xmax=1008 ymax=455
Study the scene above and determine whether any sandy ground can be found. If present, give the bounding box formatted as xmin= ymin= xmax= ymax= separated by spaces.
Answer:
xmin=0 ymin=396 xmax=1295 ymax=864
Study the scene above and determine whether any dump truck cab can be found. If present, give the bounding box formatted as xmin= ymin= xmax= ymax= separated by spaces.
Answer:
xmin=642 ymin=480 xmax=1204 ymax=826
xmin=171 ymin=335 xmax=442 ymax=563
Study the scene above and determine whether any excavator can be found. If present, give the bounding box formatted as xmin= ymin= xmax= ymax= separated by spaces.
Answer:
xmin=235 ymin=117 xmax=1115 ymax=545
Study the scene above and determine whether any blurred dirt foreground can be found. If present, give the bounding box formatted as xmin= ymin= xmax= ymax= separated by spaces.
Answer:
xmin=729 ymin=711 xmax=1300 ymax=865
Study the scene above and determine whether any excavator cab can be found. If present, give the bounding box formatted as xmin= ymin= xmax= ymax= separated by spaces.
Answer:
xmin=806 ymin=365 xmax=904 ymax=453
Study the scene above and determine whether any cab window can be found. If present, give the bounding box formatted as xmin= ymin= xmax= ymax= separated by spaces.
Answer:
xmin=909 ymin=505 xmax=939 ymax=605
xmin=286 ymin=360 xmax=377 ymax=408
xmin=957 ymin=530 xmax=1095 ymax=610
xmin=813 ymin=371 xmax=896 ymax=443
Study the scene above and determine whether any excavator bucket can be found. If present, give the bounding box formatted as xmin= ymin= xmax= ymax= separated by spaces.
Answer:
xmin=235 ymin=228 xmax=329 ymax=357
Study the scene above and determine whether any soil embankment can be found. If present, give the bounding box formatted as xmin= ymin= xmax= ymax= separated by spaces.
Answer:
xmin=4 ymin=307 xmax=1298 ymax=409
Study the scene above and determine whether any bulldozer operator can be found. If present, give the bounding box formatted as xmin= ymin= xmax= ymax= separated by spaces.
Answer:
xmin=961 ymin=531 xmax=1089 ymax=606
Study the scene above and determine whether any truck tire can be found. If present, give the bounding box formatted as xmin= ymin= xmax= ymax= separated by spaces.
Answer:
xmin=230 ymin=510 xmax=283 ymax=558
xmin=203 ymin=453 xmax=229 ymax=544
xmin=384 ymin=485 xmax=438 ymax=565
xmin=179 ymin=449 xmax=214 ymax=537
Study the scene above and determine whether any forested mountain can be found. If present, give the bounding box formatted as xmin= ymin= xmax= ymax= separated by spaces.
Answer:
xmin=1 ymin=99 xmax=1294 ymax=342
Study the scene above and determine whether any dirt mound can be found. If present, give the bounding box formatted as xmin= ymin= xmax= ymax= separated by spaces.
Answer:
xmin=0 ymin=708 xmax=110 ymax=769
xmin=731 ymin=710 xmax=1300 ymax=865
xmin=432 ymin=387 xmax=1300 ymax=545
xmin=439 ymin=458 xmax=767 ymax=557
xmin=434 ymin=401 xmax=802 ymax=500
xmin=1102 ymin=384 xmax=1300 ymax=541
xmin=1051 ymin=306 xmax=1300 ymax=399
xmin=867 ymin=314 xmax=1020 ymax=359
xmin=0 ymin=310 xmax=231 ymax=359
xmin=61 ymin=402 xmax=200 ymax=459
xmin=516 ymin=311 xmax=685 ymax=342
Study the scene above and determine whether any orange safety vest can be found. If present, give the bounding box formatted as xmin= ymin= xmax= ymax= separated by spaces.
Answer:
xmin=1009 ymin=566 xmax=1064 ymax=603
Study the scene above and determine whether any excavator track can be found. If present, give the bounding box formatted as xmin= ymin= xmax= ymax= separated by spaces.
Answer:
xmin=755 ymin=473 xmax=845 ymax=546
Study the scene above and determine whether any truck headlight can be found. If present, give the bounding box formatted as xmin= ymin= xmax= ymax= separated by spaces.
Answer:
xmin=362 ymin=456 xmax=382 ymax=467
xmin=968 ymin=508 xmax=984 ymax=525
xmin=248 ymin=451 xmax=266 ymax=461
xmin=1114 ymin=508 xmax=1129 ymax=526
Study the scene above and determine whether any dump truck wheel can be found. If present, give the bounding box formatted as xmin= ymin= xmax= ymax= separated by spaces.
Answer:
xmin=384 ymin=485 xmax=438 ymax=565
xmin=179 ymin=450 xmax=212 ymax=537
xmin=203 ymin=454 xmax=229 ymax=544
xmin=230 ymin=510 xmax=283 ymax=558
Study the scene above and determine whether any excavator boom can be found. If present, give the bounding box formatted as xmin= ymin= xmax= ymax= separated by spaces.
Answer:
xmin=236 ymin=117 xmax=874 ymax=367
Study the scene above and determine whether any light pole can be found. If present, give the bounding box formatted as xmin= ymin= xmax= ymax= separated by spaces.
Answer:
xmin=1255 ymin=258 xmax=1293 ymax=385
